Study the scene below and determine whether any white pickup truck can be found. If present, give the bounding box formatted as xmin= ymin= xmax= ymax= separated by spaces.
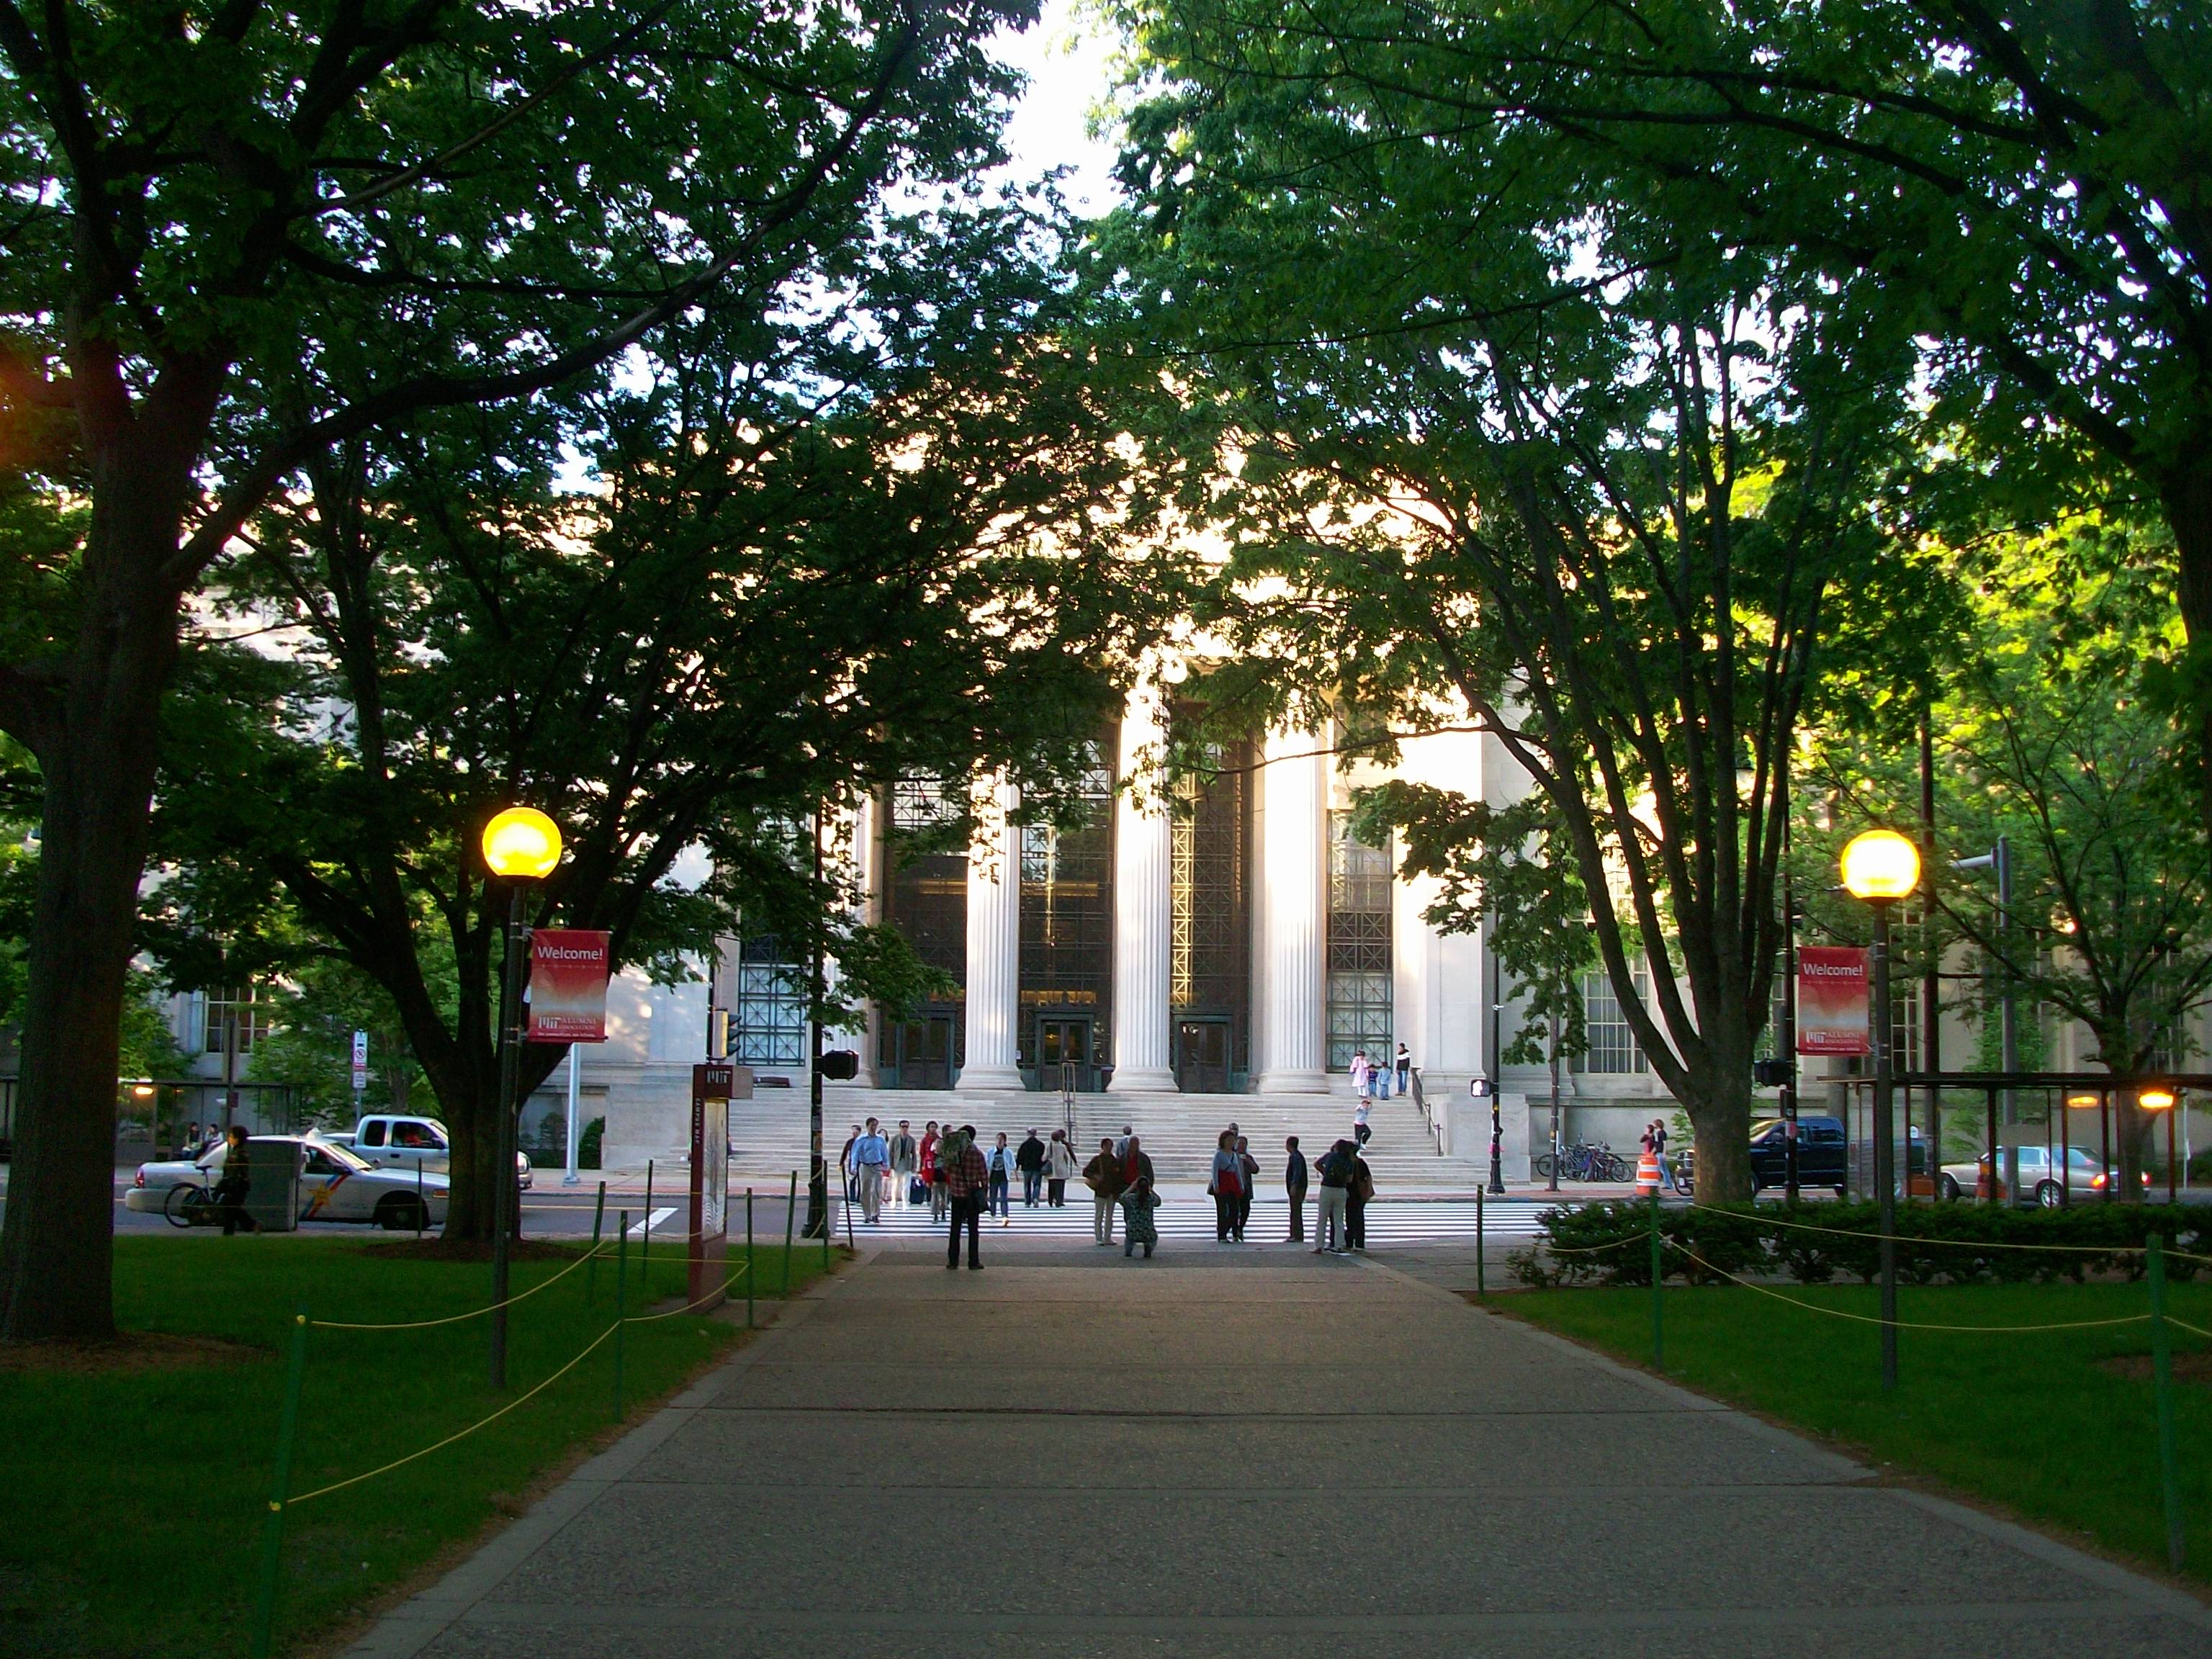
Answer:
xmin=332 ymin=1113 xmax=533 ymax=1189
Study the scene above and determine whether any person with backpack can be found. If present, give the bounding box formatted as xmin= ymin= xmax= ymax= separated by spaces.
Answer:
xmin=986 ymin=1132 xmax=1016 ymax=1223
xmin=941 ymin=1126 xmax=989 ymax=1270
xmin=1120 ymin=1168 xmax=1160 ymax=1259
xmin=1313 ymin=1138 xmax=1356 ymax=1255
xmin=1346 ymin=1144 xmax=1375 ymax=1251
xmin=1083 ymin=1137 xmax=1125 ymax=1245
xmin=1208 ymin=1129 xmax=1245 ymax=1242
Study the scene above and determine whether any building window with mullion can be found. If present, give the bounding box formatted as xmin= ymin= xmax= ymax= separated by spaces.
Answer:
xmin=1326 ymin=814 xmax=1393 ymax=1071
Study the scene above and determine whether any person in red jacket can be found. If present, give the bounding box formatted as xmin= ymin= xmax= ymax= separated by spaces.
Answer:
xmin=941 ymin=1125 xmax=991 ymax=1270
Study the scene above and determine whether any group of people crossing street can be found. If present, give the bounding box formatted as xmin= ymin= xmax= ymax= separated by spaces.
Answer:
xmin=835 ymin=1109 xmax=1381 ymax=1268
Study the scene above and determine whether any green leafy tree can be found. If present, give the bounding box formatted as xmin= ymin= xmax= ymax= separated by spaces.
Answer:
xmin=0 ymin=0 xmax=1043 ymax=1338
xmin=246 ymin=956 xmax=441 ymax=1129
xmin=1102 ymin=11 xmax=1940 ymax=1197
xmin=1107 ymin=0 xmax=2212 ymax=807
xmin=150 ymin=295 xmax=1179 ymax=1238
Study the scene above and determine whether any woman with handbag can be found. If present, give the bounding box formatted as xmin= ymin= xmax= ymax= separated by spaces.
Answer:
xmin=1045 ymin=1130 xmax=1076 ymax=1207
xmin=1208 ymin=1129 xmax=1244 ymax=1242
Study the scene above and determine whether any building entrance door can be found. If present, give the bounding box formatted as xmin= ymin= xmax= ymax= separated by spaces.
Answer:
xmin=1035 ymin=1015 xmax=1095 ymax=1094
xmin=1175 ymin=1019 xmax=1231 ymax=1094
xmin=894 ymin=1015 xmax=956 ymax=1089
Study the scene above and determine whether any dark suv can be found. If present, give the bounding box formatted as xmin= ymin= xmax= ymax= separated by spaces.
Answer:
xmin=1748 ymin=1115 xmax=1848 ymax=1197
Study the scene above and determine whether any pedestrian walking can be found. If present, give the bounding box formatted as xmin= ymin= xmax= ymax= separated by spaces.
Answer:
xmin=1352 ymin=1098 xmax=1372 ymax=1148
xmin=1045 ymin=1130 xmax=1076 ymax=1206
xmin=839 ymin=1124 xmax=862 ymax=1200
xmin=1653 ymin=1118 xmax=1681 ymax=1193
xmin=1114 ymin=1123 xmax=1134 ymax=1159
xmin=1016 ymin=1128 xmax=1047 ymax=1208
xmin=1208 ymin=1129 xmax=1244 ymax=1242
xmin=1083 ymin=1136 xmax=1124 ymax=1245
xmin=942 ymin=1126 xmax=989 ymax=1269
xmin=1121 ymin=1169 xmax=1159 ymax=1259
xmin=853 ymin=1118 xmax=890 ymax=1223
xmin=920 ymin=1122 xmax=947 ymax=1220
xmin=1313 ymin=1138 xmax=1354 ymax=1254
xmin=213 ymin=1124 xmax=259 ymax=1235
xmin=986 ymin=1133 xmax=1015 ymax=1222
xmin=1346 ymin=1145 xmax=1374 ymax=1251
xmin=1394 ymin=1043 xmax=1411 ymax=1097
xmin=889 ymin=1120 xmax=918 ymax=1208
xmin=1285 ymin=1136 xmax=1308 ymax=1242
xmin=1235 ymin=1135 xmax=1258 ymax=1239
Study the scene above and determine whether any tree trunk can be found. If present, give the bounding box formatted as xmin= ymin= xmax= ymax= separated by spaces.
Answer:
xmin=0 ymin=482 xmax=189 ymax=1341
xmin=2163 ymin=454 xmax=2212 ymax=825
xmin=1683 ymin=1057 xmax=1755 ymax=1202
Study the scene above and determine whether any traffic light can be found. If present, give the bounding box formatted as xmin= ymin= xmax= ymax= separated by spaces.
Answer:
xmin=1753 ymin=1057 xmax=1792 ymax=1088
xmin=818 ymin=1049 xmax=860 ymax=1081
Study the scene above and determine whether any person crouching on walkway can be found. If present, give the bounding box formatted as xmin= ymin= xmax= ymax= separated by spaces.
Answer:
xmin=1209 ymin=1130 xmax=1245 ymax=1243
xmin=1118 ymin=1136 xmax=1157 ymax=1259
xmin=943 ymin=1127 xmax=989 ymax=1269
xmin=1084 ymin=1137 xmax=1124 ymax=1245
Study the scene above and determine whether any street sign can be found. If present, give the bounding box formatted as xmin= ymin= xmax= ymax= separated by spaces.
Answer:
xmin=693 ymin=1062 xmax=736 ymax=1101
xmin=351 ymin=1029 xmax=369 ymax=1094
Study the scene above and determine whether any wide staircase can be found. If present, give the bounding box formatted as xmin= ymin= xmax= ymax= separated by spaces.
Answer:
xmin=724 ymin=1079 xmax=1491 ymax=1191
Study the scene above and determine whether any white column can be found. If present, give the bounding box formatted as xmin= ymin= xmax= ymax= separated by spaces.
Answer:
xmin=1253 ymin=728 xmax=1329 ymax=1093
xmin=1110 ymin=682 xmax=1177 ymax=1092
xmin=956 ymin=773 xmax=1024 ymax=1091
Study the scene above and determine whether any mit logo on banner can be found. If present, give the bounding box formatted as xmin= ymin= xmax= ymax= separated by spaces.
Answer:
xmin=527 ymin=930 xmax=612 ymax=1042
xmin=1797 ymin=946 xmax=1871 ymax=1056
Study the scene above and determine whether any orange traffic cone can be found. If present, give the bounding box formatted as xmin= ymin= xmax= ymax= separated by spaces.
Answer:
xmin=1636 ymin=1150 xmax=1661 ymax=1197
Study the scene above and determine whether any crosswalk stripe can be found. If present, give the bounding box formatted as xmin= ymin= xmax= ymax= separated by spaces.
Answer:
xmin=835 ymin=1200 xmax=1546 ymax=1244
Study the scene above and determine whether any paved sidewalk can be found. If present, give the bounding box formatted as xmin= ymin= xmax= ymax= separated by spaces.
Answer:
xmin=345 ymin=1237 xmax=2212 ymax=1658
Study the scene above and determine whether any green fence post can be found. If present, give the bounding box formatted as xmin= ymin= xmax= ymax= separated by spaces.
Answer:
xmin=588 ymin=1179 xmax=606 ymax=1306
xmin=782 ymin=1170 xmax=798 ymax=1295
xmin=1475 ymin=1185 xmax=1485 ymax=1300
xmin=2149 ymin=1234 xmax=2185 ymax=1572
xmin=642 ymin=1159 xmax=655 ymax=1298
xmin=822 ymin=1175 xmax=832 ymax=1270
xmin=249 ymin=1305 xmax=310 ymax=1659
xmin=613 ymin=1210 xmax=629 ymax=1424
xmin=1650 ymin=1197 xmax=1664 ymax=1373
xmin=745 ymin=1187 xmax=755 ymax=1330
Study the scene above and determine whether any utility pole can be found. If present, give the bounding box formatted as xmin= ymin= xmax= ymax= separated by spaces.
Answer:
xmin=1920 ymin=709 xmax=1942 ymax=1189
xmin=803 ymin=802 xmax=829 ymax=1240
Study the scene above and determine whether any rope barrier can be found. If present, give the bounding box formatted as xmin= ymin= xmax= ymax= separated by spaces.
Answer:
xmin=1680 ymin=1199 xmax=2203 ymax=1258
xmin=621 ymin=1259 xmax=752 ymax=1323
xmin=1667 ymin=1243 xmax=2162 ymax=1334
xmin=2170 ymin=1316 xmax=2212 ymax=1341
xmin=1539 ymin=1234 xmax=1643 ymax=1256
xmin=287 ymin=1321 xmax=623 ymax=1506
xmin=309 ymin=1238 xmax=612 ymax=1331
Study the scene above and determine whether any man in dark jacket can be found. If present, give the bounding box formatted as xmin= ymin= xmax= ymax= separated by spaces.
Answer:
xmin=1285 ymin=1136 xmax=1309 ymax=1243
xmin=1016 ymin=1128 xmax=1048 ymax=1208
xmin=214 ymin=1125 xmax=259 ymax=1236
xmin=943 ymin=1126 xmax=991 ymax=1269
xmin=1083 ymin=1137 xmax=1124 ymax=1246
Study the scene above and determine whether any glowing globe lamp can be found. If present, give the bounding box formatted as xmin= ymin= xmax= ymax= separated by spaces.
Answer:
xmin=1839 ymin=830 xmax=1921 ymax=903
xmin=482 ymin=806 xmax=562 ymax=879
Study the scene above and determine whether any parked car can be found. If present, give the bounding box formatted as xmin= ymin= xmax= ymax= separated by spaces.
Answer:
xmin=336 ymin=1113 xmax=532 ymax=1188
xmin=124 ymin=1135 xmax=449 ymax=1228
xmin=1937 ymin=1146 xmax=2149 ymax=1205
xmin=1744 ymin=1115 xmax=1851 ymax=1197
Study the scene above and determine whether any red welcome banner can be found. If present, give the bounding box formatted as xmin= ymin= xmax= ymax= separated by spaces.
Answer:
xmin=527 ymin=930 xmax=612 ymax=1042
xmin=1797 ymin=946 xmax=1870 ymax=1056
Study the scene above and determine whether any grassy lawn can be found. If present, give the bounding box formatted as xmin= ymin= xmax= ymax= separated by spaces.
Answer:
xmin=1503 ymin=1277 xmax=2212 ymax=1586
xmin=0 ymin=1229 xmax=843 ymax=1659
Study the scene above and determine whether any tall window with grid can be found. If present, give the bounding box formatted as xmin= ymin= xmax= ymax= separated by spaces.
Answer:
xmin=882 ymin=776 xmax=968 ymax=988
xmin=1171 ymin=745 xmax=1249 ymax=1069
xmin=1326 ymin=814 xmax=1393 ymax=1071
xmin=1018 ymin=745 xmax=1115 ymax=1071
xmin=201 ymin=985 xmax=272 ymax=1055
xmin=730 ymin=935 xmax=807 ymax=1068
xmin=1578 ymin=969 xmax=1650 ymax=1074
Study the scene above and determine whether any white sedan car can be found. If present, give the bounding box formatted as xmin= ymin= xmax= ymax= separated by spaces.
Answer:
xmin=126 ymin=1136 xmax=450 ymax=1229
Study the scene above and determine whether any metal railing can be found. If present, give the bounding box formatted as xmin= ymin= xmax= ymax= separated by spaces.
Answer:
xmin=1408 ymin=1068 xmax=1442 ymax=1154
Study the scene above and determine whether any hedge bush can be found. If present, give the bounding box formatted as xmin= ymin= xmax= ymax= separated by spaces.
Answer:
xmin=1514 ymin=1199 xmax=2212 ymax=1288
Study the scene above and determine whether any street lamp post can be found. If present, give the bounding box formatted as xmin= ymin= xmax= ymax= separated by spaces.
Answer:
xmin=1841 ymin=828 xmax=1921 ymax=1393
xmin=482 ymin=805 xmax=563 ymax=1390
xmin=2142 ymin=1087 xmax=2178 ymax=1205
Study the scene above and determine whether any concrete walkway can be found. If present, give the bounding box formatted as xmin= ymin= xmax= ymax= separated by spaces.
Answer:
xmin=346 ymin=1238 xmax=2212 ymax=1658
